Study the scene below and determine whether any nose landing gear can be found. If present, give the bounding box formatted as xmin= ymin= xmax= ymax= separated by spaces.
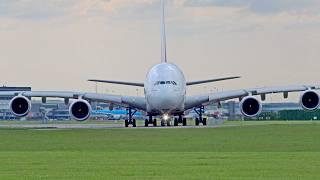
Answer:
xmin=160 ymin=119 xmax=171 ymax=127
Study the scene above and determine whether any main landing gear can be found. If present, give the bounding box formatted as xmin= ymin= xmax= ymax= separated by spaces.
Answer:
xmin=145 ymin=115 xmax=157 ymax=127
xmin=144 ymin=114 xmax=187 ymax=127
xmin=173 ymin=115 xmax=187 ymax=127
xmin=194 ymin=106 xmax=207 ymax=126
xmin=125 ymin=107 xmax=137 ymax=127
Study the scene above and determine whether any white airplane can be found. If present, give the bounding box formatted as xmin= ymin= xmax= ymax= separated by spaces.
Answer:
xmin=2 ymin=0 xmax=320 ymax=127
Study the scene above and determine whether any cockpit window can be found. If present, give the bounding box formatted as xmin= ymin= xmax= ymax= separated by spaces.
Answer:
xmin=154 ymin=81 xmax=177 ymax=86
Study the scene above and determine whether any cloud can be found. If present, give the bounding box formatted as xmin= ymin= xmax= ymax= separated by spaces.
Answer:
xmin=71 ymin=0 xmax=160 ymax=19
xmin=0 ymin=0 xmax=78 ymax=20
xmin=184 ymin=0 xmax=248 ymax=7
xmin=184 ymin=0 xmax=320 ymax=14
xmin=1 ymin=0 xmax=320 ymax=22
xmin=0 ymin=0 xmax=319 ymax=95
xmin=0 ymin=0 xmax=159 ymax=20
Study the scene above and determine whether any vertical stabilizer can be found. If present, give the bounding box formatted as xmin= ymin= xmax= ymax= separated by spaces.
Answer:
xmin=161 ymin=0 xmax=167 ymax=63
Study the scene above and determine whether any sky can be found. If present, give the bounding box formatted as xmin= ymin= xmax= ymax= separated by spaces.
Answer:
xmin=0 ymin=0 xmax=320 ymax=99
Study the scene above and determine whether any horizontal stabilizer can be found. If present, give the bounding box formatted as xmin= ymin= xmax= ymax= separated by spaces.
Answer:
xmin=88 ymin=79 xmax=144 ymax=87
xmin=186 ymin=76 xmax=241 ymax=86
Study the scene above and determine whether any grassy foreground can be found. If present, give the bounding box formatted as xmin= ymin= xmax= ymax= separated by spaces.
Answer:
xmin=0 ymin=123 xmax=320 ymax=179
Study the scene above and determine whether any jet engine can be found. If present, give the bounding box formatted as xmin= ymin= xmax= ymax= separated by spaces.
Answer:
xmin=69 ymin=99 xmax=92 ymax=121
xmin=9 ymin=96 xmax=31 ymax=117
xmin=240 ymin=96 xmax=262 ymax=117
xmin=300 ymin=90 xmax=320 ymax=111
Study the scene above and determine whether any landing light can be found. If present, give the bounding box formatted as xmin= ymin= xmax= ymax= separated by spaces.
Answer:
xmin=163 ymin=114 xmax=170 ymax=120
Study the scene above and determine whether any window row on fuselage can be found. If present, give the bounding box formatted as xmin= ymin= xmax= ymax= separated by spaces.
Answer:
xmin=154 ymin=81 xmax=177 ymax=86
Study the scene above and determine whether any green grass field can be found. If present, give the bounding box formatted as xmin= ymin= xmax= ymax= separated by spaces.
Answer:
xmin=0 ymin=122 xmax=320 ymax=179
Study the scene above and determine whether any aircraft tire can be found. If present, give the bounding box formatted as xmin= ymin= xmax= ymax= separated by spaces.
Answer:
xmin=174 ymin=118 xmax=178 ymax=126
xmin=132 ymin=119 xmax=137 ymax=127
xmin=153 ymin=119 xmax=157 ymax=127
xmin=203 ymin=118 xmax=207 ymax=126
xmin=182 ymin=118 xmax=187 ymax=126
xmin=195 ymin=118 xmax=200 ymax=126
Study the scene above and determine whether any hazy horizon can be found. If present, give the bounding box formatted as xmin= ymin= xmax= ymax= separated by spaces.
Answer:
xmin=1 ymin=0 xmax=319 ymax=100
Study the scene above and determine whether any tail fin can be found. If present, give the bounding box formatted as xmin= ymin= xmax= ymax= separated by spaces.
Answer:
xmin=161 ymin=0 xmax=167 ymax=63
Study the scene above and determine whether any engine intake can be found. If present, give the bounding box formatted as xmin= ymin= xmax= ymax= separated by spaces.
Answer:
xmin=240 ymin=96 xmax=262 ymax=117
xmin=9 ymin=96 xmax=31 ymax=117
xmin=300 ymin=90 xmax=320 ymax=111
xmin=69 ymin=99 xmax=92 ymax=121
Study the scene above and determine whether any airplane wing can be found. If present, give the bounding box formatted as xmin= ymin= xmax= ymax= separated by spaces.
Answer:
xmin=89 ymin=76 xmax=240 ymax=87
xmin=185 ymin=85 xmax=320 ymax=110
xmin=88 ymin=79 xmax=144 ymax=87
xmin=186 ymin=76 xmax=240 ymax=86
xmin=0 ymin=91 xmax=146 ymax=111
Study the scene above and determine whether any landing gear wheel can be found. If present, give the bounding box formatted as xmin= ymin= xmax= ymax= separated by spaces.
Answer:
xmin=203 ymin=118 xmax=207 ymax=126
xmin=161 ymin=120 xmax=166 ymax=127
xmin=195 ymin=118 xmax=200 ymax=126
xmin=153 ymin=119 xmax=157 ymax=127
xmin=132 ymin=119 xmax=137 ymax=127
xmin=125 ymin=120 xmax=129 ymax=127
xmin=182 ymin=118 xmax=187 ymax=126
xmin=174 ymin=118 xmax=178 ymax=126
xmin=145 ymin=119 xmax=149 ymax=127
xmin=167 ymin=121 xmax=171 ymax=127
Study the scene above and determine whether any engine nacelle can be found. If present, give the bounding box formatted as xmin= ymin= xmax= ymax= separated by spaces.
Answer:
xmin=240 ymin=96 xmax=262 ymax=117
xmin=69 ymin=99 xmax=92 ymax=121
xmin=300 ymin=90 xmax=320 ymax=111
xmin=9 ymin=96 xmax=31 ymax=117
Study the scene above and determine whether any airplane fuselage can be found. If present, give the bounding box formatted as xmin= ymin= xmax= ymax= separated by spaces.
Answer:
xmin=145 ymin=63 xmax=186 ymax=115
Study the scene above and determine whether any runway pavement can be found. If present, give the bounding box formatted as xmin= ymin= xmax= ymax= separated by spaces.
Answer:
xmin=0 ymin=123 xmax=244 ymax=129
